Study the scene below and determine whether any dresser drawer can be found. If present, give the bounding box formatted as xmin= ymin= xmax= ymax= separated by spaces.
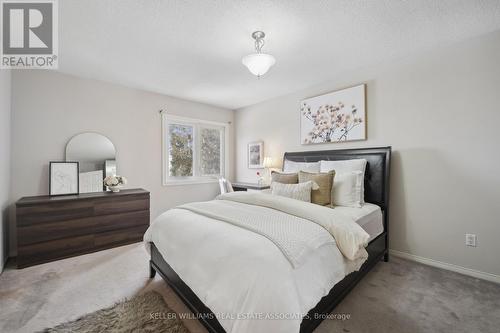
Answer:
xmin=93 ymin=210 xmax=149 ymax=233
xmin=94 ymin=195 xmax=149 ymax=215
xmin=17 ymin=235 xmax=95 ymax=268
xmin=94 ymin=225 xmax=149 ymax=250
xmin=17 ymin=200 xmax=94 ymax=226
xmin=17 ymin=210 xmax=150 ymax=246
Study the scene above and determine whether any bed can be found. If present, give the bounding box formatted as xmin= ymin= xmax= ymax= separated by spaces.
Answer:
xmin=146 ymin=146 xmax=391 ymax=333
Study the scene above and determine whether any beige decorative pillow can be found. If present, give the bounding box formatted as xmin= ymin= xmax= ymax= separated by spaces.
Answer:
xmin=298 ymin=170 xmax=335 ymax=206
xmin=271 ymin=171 xmax=298 ymax=184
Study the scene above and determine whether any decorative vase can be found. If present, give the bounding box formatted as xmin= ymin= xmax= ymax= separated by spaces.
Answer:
xmin=109 ymin=185 xmax=121 ymax=193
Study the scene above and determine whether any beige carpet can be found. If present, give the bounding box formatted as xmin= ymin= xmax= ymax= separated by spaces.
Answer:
xmin=0 ymin=244 xmax=207 ymax=333
xmin=40 ymin=291 xmax=188 ymax=333
xmin=1 ymin=243 xmax=499 ymax=333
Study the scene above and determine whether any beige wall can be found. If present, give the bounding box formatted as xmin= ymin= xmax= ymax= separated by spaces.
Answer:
xmin=0 ymin=70 xmax=11 ymax=272
xmin=9 ymin=70 xmax=234 ymax=256
xmin=235 ymin=30 xmax=500 ymax=276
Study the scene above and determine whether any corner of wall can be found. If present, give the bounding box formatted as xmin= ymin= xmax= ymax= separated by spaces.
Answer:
xmin=0 ymin=69 xmax=12 ymax=273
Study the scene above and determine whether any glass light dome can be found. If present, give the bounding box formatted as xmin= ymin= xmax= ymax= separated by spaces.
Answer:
xmin=242 ymin=31 xmax=276 ymax=77
xmin=242 ymin=53 xmax=276 ymax=77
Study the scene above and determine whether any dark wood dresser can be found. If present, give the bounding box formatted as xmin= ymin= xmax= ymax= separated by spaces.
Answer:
xmin=16 ymin=188 xmax=150 ymax=268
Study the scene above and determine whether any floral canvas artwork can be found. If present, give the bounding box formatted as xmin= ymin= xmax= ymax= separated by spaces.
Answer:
xmin=300 ymin=84 xmax=366 ymax=144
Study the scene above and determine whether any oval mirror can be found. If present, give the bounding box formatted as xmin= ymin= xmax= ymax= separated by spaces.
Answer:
xmin=66 ymin=132 xmax=117 ymax=193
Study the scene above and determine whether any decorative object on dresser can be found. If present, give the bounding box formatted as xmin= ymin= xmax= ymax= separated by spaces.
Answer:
xmin=105 ymin=159 xmax=117 ymax=177
xmin=66 ymin=132 xmax=117 ymax=193
xmin=49 ymin=161 xmax=79 ymax=196
xmin=300 ymin=84 xmax=366 ymax=144
xmin=103 ymin=175 xmax=128 ymax=193
xmin=231 ymin=182 xmax=270 ymax=192
xmin=16 ymin=188 xmax=150 ymax=268
xmin=247 ymin=141 xmax=264 ymax=168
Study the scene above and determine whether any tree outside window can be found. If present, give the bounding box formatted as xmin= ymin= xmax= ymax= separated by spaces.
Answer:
xmin=163 ymin=114 xmax=227 ymax=185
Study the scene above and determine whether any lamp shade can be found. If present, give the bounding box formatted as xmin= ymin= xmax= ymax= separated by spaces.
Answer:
xmin=242 ymin=53 xmax=276 ymax=77
xmin=263 ymin=156 xmax=279 ymax=168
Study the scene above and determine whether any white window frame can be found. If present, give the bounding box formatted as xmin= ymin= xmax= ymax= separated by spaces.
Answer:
xmin=162 ymin=113 xmax=229 ymax=186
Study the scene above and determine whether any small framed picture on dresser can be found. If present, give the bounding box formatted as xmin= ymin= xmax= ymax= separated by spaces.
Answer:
xmin=49 ymin=161 xmax=79 ymax=196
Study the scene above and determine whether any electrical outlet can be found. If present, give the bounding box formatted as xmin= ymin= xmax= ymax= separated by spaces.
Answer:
xmin=465 ymin=234 xmax=477 ymax=247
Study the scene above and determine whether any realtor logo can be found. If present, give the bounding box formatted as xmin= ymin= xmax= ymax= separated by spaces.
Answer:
xmin=1 ymin=0 xmax=58 ymax=69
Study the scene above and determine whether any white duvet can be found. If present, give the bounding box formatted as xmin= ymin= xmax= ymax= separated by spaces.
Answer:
xmin=144 ymin=192 xmax=370 ymax=333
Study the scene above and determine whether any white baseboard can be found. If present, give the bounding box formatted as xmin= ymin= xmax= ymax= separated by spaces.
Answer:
xmin=389 ymin=249 xmax=500 ymax=284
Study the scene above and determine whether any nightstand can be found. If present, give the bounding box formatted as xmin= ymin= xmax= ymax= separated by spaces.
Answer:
xmin=232 ymin=182 xmax=270 ymax=192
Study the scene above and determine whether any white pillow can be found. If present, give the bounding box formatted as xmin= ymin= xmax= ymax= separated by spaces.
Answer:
xmin=331 ymin=171 xmax=364 ymax=208
xmin=283 ymin=160 xmax=320 ymax=173
xmin=320 ymin=159 xmax=367 ymax=203
xmin=270 ymin=181 xmax=314 ymax=202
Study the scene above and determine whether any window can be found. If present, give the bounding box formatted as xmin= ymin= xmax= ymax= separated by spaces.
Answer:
xmin=162 ymin=114 xmax=228 ymax=185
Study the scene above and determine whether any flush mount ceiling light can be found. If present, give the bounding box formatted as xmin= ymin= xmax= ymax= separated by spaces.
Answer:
xmin=242 ymin=31 xmax=276 ymax=78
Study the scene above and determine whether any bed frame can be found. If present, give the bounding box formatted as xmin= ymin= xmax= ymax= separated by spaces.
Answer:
xmin=150 ymin=146 xmax=391 ymax=333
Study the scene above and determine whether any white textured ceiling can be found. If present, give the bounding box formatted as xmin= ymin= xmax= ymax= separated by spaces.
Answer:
xmin=58 ymin=0 xmax=500 ymax=109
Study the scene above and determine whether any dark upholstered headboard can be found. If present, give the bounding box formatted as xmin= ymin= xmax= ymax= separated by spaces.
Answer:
xmin=283 ymin=147 xmax=391 ymax=211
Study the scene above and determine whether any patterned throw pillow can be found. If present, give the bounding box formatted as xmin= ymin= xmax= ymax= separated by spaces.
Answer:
xmin=270 ymin=181 xmax=315 ymax=202
xmin=298 ymin=170 xmax=335 ymax=206
xmin=271 ymin=171 xmax=298 ymax=184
